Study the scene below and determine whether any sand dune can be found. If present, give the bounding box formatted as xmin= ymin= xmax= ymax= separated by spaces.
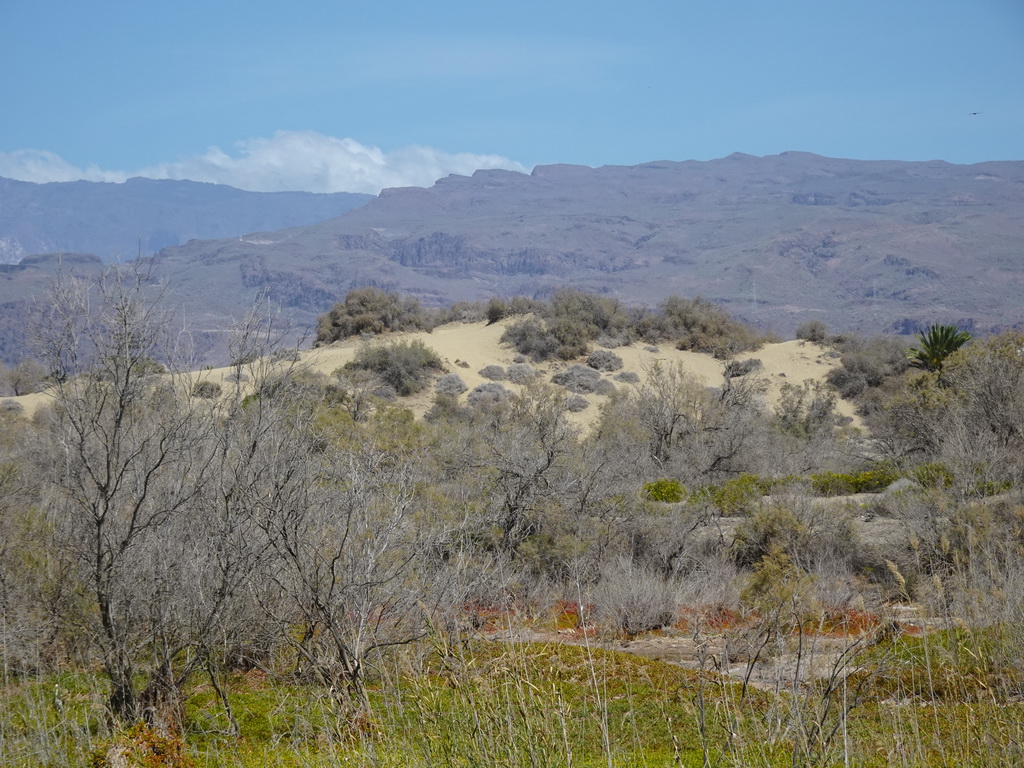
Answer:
xmin=3 ymin=321 xmax=859 ymax=431
xmin=300 ymin=321 xmax=860 ymax=430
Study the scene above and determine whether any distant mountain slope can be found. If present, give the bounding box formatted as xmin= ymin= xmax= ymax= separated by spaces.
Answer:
xmin=151 ymin=152 xmax=1024 ymax=345
xmin=2 ymin=152 xmax=1023 ymax=364
xmin=0 ymin=176 xmax=372 ymax=263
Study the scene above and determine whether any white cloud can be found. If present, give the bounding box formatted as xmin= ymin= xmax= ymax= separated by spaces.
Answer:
xmin=0 ymin=149 xmax=127 ymax=184
xmin=0 ymin=132 xmax=529 ymax=194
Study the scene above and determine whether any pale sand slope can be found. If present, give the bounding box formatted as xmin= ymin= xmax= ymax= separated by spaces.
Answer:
xmin=4 ymin=321 xmax=859 ymax=431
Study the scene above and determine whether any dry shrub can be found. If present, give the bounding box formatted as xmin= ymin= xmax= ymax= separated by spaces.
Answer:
xmin=724 ymin=358 xmax=762 ymax=378
xmin=658 ymin=295 xmax=768 ymax=358
xmin=315 ymin=287 xmax=431 ymax=344
xmin=551 ymin=365 xmax=615 ymax=395
xmin=478 ymin=365 xmax=507 ymax=381
xmin=436 ymin=373 xmax=468 ymax=396
xmin=505 ymin=363 xmax=538 ymax=384
xmin=795 ymin=318 xmax=829 ymax=343
xmin=190 ymin=379 xmax=222 ymax=399
xmin=675 ymin=556 xmax=742 ymax=610
xmin=732 ymin=496 xmax=861 ymax=576
xmin=500 ymin=318 xmax=559 ymax=362
xmin=592 ymin=558 xmax=679 ymax=635
xmin=564 ymin=395 xmax=589 ymax=412
xmin=347 ymin=339 xmax=443 ymax=396
xmin=92 ymin=723 xmax=193 ymax=768
xmin=467 ymin=382 xmax=509 ymax=408
xmin=0 ymin=399 xmax=24 ymax=414
xmin=586 ymin=349 xmax=624 ymax=372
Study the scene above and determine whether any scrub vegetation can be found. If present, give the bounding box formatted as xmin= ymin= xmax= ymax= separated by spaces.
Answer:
xmin=2 ymin=277 xmax=1021 ymax=766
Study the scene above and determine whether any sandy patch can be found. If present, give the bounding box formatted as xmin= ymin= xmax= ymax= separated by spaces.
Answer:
xmin=3 ymin=390 xmax=54 ymax=420
xmin=736 ymin=340 xmax=860 ymax=427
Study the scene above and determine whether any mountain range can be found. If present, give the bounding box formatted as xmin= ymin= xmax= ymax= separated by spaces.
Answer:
xmin=0 ymin=175 xmax=371 ymax=263
xmin=1 ymin=152 xmax=1022 ymax=363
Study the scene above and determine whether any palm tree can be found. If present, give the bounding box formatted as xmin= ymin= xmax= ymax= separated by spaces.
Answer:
xmin=907 ymin=324 xmax=971 ymax=372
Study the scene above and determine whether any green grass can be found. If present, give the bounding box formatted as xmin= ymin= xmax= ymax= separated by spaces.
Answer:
xmin=3 ymin=636 xmax=1024 ymax=767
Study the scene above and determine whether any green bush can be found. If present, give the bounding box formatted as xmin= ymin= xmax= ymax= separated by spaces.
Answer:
xmin=346 ymin=339 xmax=443 ymax=396
xmin=549 ymin=289 xmax=631 ymax=340
xmin=499 ymin=290 xmax=768 ymax=362
xmin=739 ymin=547 xmax=816 ymax=614
xmin=643 ymin=478 xmax=685 ymax=503
xmin=774 ymin=380 xmax=837 ymax=436
xmin=706 ymin=473 xmax=770 ymax=515
xmin=547 ymin=317 xmax=591 ymax=359
xmin=810 ymin=467 xmax=899 ymax=496
xmin=912 ymin=461 xmax=954 ymax=489
xmin=825 ymin=333 xmax=909 ymax=400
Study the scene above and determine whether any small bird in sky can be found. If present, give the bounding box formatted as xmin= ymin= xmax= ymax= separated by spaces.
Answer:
xmin=968 ymin=111 xmax=982 ymax=116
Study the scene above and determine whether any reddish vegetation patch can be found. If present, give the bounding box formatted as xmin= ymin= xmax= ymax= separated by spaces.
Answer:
xmin=817 ymin=609 xmax=882 ymax=637
xmin=549 ymin=600 xmax=596 ymax=631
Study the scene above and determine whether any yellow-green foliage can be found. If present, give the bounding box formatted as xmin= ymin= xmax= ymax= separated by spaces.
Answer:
xmin=810 ymin=467 xmax=898 ymax=495
xmin=858 ymin=626 xmax=1024 ymax=703
xmin=389 ymin=641 xmax=748 ymax=768
xmin=912 ymin=461 xmax=955 ymax=489
xmin=702 ymin=473 xmax=773 ymax=515
xmin=643 ymin=478 xmax=685 ymax=503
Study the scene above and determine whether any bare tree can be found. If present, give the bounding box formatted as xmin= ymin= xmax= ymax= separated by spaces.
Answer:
xmin=31 ymin=264 xmax=214 ymax=722
xmin=629 ymin=361 xmax=707 ymax=467
xmin=463 ymin=385 xmax=580 ymax=556
xmin=255 ymin=427 xmax=430 ymax=715
xmin=626 ymin=361 xmax=774 ymax=483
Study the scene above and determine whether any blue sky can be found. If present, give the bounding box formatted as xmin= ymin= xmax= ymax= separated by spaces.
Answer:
xmin=1 ymin=0 xmax=1022 ymax=193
